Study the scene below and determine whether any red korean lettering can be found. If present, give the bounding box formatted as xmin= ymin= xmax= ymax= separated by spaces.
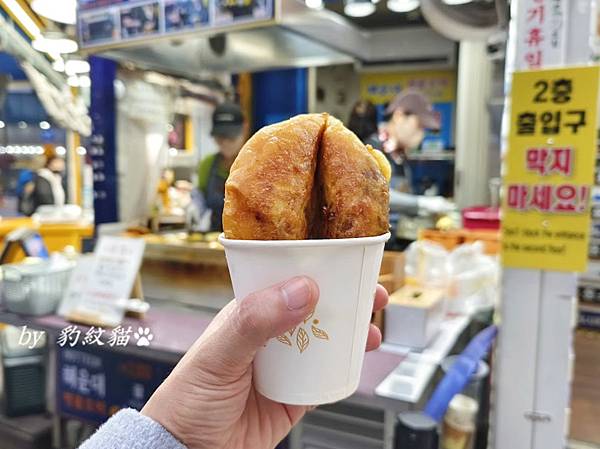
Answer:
xmin=554 ymin=184 xmax=577 ymax=212
xmin=548 ymin=148 xmax=573 ymax=176
xmin=526 ymin=148 xmax=550 ymax=175
xmin=507 ymin=184 xmax=528 ymax=210
xmin=525 ymin=50 xmax=542 ymax=68
xmin=578 ymin=186 xmax=590 ymax=213
xmin=527 ymin=5 xmax=544 ymax=23
xmin=526 ymin=27 xmax=544 ymax=47
xmin=530 ymin=185 xmax=552 ymax=212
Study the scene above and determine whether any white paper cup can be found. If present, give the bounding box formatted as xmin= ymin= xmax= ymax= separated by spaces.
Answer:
xmin=219 ymin=232 xmax=390 ymax=405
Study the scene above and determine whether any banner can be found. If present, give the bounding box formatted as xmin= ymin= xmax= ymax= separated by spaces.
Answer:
xmin=502 ymin=66 xmax=600 ymax=272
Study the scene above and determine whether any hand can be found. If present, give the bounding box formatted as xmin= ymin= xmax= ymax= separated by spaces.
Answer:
xmin=142 ymin=276 xmax=388 ymax=449
xmin=417 ymin=195 xmax=455 ymax=214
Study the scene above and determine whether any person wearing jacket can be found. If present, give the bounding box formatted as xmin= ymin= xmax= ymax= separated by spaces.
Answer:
xmin=79 ymin=277 xmax=388 ymax=449
xmin=20 ymin=153 xmax=66 ymax=216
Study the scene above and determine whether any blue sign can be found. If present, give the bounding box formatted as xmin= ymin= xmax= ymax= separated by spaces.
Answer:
xmin=57 ymin=345 xmax=174 ymax=423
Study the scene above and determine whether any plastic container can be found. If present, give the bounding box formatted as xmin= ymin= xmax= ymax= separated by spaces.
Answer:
xmin=219 ymin=232 xmax=390 ymax=405
xmin=441 ymin=356 xmax=489 ymax=401
xmin=442 ymin=394 xmax=478 ymax=449
xmin=461 ymin=207 xmax=500 ymax=231
xmin=1 ymin=261 xmax=73 ymax=315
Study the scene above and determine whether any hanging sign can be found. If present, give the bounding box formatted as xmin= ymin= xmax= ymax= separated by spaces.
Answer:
xmin=502 ymin=66 xmax=600 ymax=272
xmin=514 ymin=0 xmax=567 ymax=70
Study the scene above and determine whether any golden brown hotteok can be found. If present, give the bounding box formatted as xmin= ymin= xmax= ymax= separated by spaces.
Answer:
xmin=317 ymin=117 xmax=390 ymax=238
xmin=222 ymin=113 xmax=389 ymax=240
xmin=223 ymin=113 xmax=327 ymax=240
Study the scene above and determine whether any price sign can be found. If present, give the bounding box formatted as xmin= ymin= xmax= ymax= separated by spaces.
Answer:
xmin=502 ymin=66 xmax=600 ymax=272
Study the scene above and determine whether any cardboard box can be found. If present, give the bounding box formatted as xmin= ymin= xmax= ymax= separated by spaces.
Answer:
xmin=384 ymin=285 xmax=445 ymax=349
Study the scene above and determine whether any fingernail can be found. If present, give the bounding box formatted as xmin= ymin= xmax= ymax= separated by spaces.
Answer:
xmin=281 ymin=277 xmax=311 ymax=310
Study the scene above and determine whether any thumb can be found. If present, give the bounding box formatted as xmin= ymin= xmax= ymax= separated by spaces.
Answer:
xmin=191 ymin=276 xmax=319 ymax=379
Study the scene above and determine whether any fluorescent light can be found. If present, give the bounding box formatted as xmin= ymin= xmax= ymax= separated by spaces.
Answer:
xmin=17 ymin=121 xmax=27 ymax=129
xmin=169 ymin=147 xmax=178 ymax=157
xmin=78 ymin=75 xmax=91 ymax=88
xmin=2 ymin=0 xmax=42 ymax=39
xmin=65 ymin=59 xmax=90 ymax=75
xmin=33 ymin=36 xmax=78 ymax=54
xmin=76 ymin=146 xmax=87 ymax=155
xmin=52 ymin=58 xmax=65 ymax=72
xmin=344 ymin=0 xmax=376 ymax=17
xmin=39 ymin=121 xmax=50 ymax=130
xmin=0 ymin=121 xmax=5 ymax=129
xmin=55 ymin=146 xmax=67 ymax=156
xmin=67 ymin=75 xmax=80 ymax=87
xmin=31 ymin=0 xmax=76 ymax=25
xmin=305 ymin=0 xmax=323 ymax=9
xmin=443 ymin=0 xmax=472 ymax=4
xmin=387 ymin=0 xmax=419 ymax=12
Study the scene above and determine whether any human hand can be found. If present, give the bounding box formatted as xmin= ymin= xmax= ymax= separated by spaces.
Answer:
xmin=417 ymin=195 xmax=455 ymax=214
xmin=142 ymin=276 xmax=388 ymax=449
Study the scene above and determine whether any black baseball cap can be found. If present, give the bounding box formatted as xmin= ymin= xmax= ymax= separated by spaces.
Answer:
xmin=211 ymin=102 xmax=244 ymax=138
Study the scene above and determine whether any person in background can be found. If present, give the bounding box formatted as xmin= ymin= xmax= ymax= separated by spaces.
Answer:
xmin=196 ymin=102 xmax=248 ymax=232
xmin=79 ymin=277 xmax=389 ymax=449
xmin=361 ymin=91 xmax=454 ymax=216
xmin=20 ymin=152 xmax=66 ymax=216
xmin=347 ymin=99 xmax=378 ymax=143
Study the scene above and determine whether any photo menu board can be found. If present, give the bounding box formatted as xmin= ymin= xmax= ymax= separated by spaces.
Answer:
xmin=78 ymin=0 xmax=275 ymax=48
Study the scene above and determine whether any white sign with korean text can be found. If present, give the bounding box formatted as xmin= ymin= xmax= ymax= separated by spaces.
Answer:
xmin=515 ymin=0 xmax=567 ymax=70
xmin=58 ymin=236 xmax=146 ymax=326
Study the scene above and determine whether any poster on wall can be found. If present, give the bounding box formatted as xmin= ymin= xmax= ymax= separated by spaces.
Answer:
xmin=359 ymin=70 xmax=456 ymax=151
xmin=502 ymin=66 xmax=600 ymax=272
xmin=79 ymin=9 xmax=120 ymax=45
xmin=164 ymin=0 xmax=209 ymax=31
xmin=120 ymin=2 xmax=161 ymax=39
xmin=211 ymin=0 xmax=273 ymax=26
xmin=79 ymin=0 xmax=130 ymax=10
xmin=77 ymin=0 xmax=274 ymax=48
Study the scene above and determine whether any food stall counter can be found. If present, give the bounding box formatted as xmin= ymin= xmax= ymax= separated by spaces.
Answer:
xmin=0 ymin=218 xmax=93 ymax=257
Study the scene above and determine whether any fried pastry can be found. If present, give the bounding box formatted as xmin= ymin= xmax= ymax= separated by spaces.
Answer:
xmin=316 ymin=117 xmax=390 ymax=239
xmin=222 ymin=113 xmax=327 ymax=240
xmin=223 ymin=114 xmax=389 ymax=240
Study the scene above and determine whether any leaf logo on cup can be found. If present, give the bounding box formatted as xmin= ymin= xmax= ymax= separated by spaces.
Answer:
xmin=276 ymin=310 xmax=329 ymax=353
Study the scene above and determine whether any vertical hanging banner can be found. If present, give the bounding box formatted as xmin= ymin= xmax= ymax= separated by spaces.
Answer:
xmin=502 ymin=66 xmax=600 ymax=272
xmin=515 ymin=0 xmax=567 ymax=70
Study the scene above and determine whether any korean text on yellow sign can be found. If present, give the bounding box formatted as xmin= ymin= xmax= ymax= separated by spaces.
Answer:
xmin=502 ymin=66 xmax=600 ymax=272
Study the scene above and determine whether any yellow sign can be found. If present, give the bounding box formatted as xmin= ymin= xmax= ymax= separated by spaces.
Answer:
xmin=502 ymin=66 xmax=600 ymax=272
xmin=360 ymin=70 xmax=456 ymax=104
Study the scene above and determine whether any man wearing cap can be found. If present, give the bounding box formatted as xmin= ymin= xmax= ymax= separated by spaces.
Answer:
xmin=196 ymin=102 xmax=248 ymax=232
xmin=367 ymin=90 xmax=453 ymax=216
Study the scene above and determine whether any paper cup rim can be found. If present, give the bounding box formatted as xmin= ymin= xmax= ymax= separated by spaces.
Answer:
xmin=218 ymin=232 xmax=391 ymax=248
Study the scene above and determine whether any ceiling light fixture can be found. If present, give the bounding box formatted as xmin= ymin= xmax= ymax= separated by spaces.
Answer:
xmin=31 ymin=0 xmax=76 ymax=25
xmin=387 ymin=0 xmax=419 ymax=13
xmin=442 ymin=0 xmax=472 ymax=4
xmin=305 ymin=0 xmax=324 ymax=9
xmin=2 ymin=0 xmax=42 ymax=39
xmin=52 ymin=58 xmax=65 ymax=72
xmin=67 ymin=75 xmax=80 ymax=87
xmin=32 ymin=32 xmax=78 ymax=55
xmin=39 ymin=121 xmax=50 ymax=130
xmin=78 ymin=75 xmax=91 ymax=88
xmin=344 ymin=0 xmax=376 ymax=17
xmin=55 ymin=146 xmax=67 ymax=156
xmin=65 ymin=59 xmax=90 ymax=75
xmin=0 ymin=121 xmax=5 ymax=129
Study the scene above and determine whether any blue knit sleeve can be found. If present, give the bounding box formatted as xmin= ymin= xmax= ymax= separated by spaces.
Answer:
xmin=79 ymin=408 xmax=187 ymax=449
